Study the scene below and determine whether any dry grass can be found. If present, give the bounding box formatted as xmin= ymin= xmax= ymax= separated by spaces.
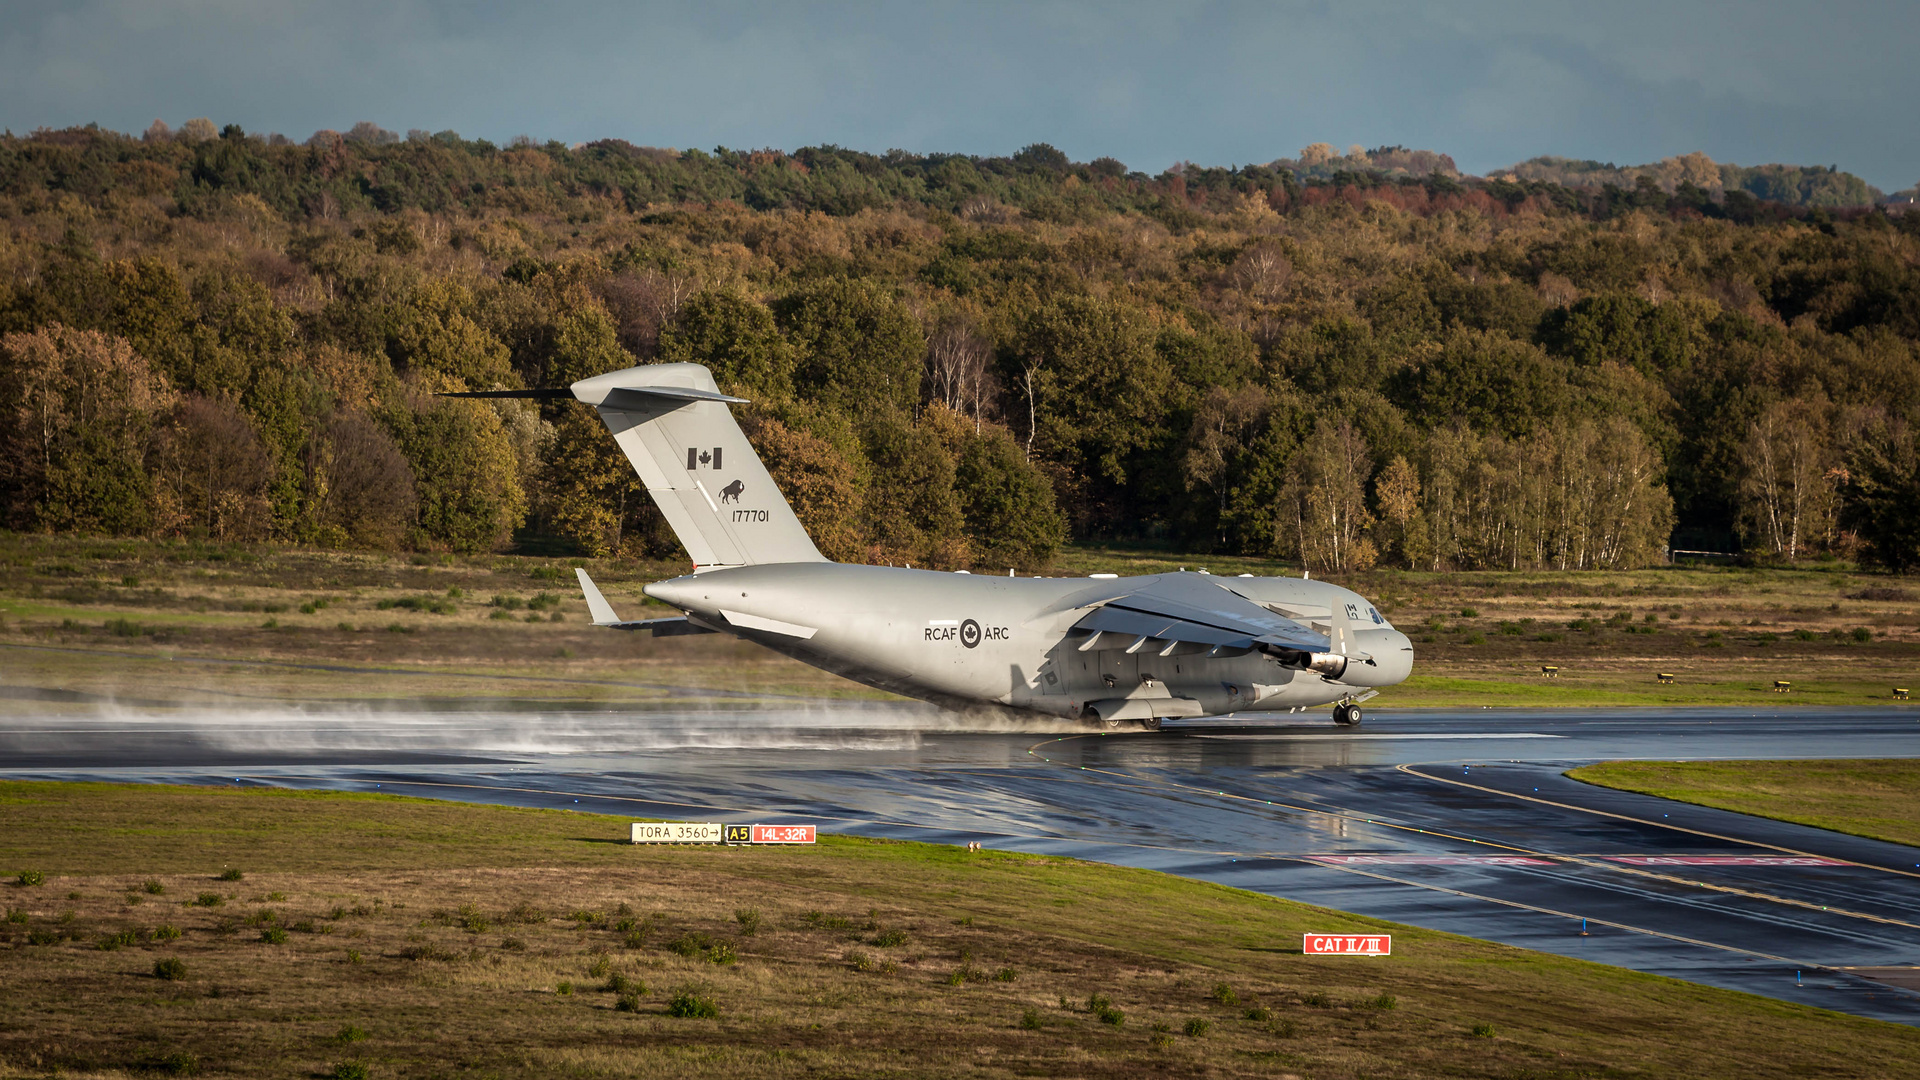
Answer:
xmin=0 ymin=781 xmax=1916 ymax=1079
xmin=1570 ymin=759 xmax=1920 ymax=848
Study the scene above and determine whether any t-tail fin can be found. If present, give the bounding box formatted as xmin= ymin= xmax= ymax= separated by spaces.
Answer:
xmin=572 ymin=363 xmax=826 ymax=570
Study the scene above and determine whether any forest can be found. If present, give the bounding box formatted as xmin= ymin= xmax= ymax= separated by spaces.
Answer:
xmin=2 ymin=120 xmax=1918 ymax=573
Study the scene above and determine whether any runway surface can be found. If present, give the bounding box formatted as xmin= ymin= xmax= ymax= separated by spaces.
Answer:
xmin=4 ymin=702 xmax=1919 ymax=1023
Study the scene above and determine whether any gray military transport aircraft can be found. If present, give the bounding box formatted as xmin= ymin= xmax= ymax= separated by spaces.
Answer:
xmin=453 ymin=363 xmax=1412 ymax=729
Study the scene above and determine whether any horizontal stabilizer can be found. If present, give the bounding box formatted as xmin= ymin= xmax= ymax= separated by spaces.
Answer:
xmin=574 ymin=568 xmax=714 ymax=634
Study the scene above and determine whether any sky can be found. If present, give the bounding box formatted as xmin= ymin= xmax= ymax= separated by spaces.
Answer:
xmin=3 ymin=0 xmax=1917 ymax=191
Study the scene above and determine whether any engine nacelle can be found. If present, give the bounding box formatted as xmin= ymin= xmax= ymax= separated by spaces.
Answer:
xmin=1263 ymin=646 xmax=1349 ymax=680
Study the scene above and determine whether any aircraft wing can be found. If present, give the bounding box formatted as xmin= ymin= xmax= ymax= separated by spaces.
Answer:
xmin=1069 ymin=574 xmax=1330 ymax=657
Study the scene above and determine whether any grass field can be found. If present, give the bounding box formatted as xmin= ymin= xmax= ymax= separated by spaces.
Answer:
xmin=1 ymin=781 xmax=1916 ymax=1080
xmin=1 ymin=532 xmax=1916 ymax=712
xmin=1569 ymin=759 xmax=1920 ymax=848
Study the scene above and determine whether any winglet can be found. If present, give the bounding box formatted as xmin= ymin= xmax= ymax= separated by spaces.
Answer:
xmin=575 ymin=568 xmax=622 ymax=626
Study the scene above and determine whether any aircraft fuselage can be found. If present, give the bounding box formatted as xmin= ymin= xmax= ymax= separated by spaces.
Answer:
xmin=644 ymin=563 xmax=1414 ymax=721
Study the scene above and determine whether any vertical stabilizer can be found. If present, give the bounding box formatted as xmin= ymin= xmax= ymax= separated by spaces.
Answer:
xmin=571 ymin=364 xmax=826 ymax=570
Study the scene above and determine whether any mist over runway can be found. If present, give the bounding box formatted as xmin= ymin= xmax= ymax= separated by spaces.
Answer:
xmin=5 ymin=703 xmax=1918 ymax=1024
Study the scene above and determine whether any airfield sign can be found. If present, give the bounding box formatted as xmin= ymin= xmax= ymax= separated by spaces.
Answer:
xmin=1304 ymin=933 xmax=1392 ymax=956
xmin=631 ymin=822 xmax=724 ymax=844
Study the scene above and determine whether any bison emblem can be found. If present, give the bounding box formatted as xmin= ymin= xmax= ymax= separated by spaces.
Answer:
xmin=719 ymin=479 xmax=746 ymax=504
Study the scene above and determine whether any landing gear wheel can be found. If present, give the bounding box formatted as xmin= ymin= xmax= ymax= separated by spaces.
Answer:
xmin=1333 ymin=703 xmax=1363 ymax=727
xmin=1139 ymin=717 xmax=1163 ymax=732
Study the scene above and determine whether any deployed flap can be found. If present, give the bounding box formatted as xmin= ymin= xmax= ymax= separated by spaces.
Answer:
xmin=1068 ymin=573 xmax=1328 ymax=655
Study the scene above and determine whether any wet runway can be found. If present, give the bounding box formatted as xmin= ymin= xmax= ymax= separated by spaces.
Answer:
xmin=5 ymin=703 xmax=1919 ymax=1023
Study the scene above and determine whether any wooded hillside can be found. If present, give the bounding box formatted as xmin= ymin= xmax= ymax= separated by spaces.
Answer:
xmin=4 ymin=122 xmax=1919 ymax=571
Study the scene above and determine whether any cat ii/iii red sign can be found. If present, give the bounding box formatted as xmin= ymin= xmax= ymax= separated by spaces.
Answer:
xmin=1304 ymin=934 xmax=1391 ymax=956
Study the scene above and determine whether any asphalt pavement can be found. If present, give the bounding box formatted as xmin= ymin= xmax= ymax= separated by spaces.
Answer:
xmin=4 ymin=702 xmax=1918 ymax=1023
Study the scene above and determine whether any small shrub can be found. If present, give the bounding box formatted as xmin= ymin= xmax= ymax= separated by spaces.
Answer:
xmin=194 ymin=892 xmax=223 ymax=907
xmin=400 ymin=943 xmax=454 ymax=961
xmin=1209 ymin=981 xmax=1238 ymax=1005
xmin=345 ymin=949 xmax=362 ymax=964
xmin=15 ymin=870 xmax=44 ymax=887
xmin=734 ymin=908 xmax=761 ymax=936
xmin=506 ymin=901 xmax=546 ymax=924
xmin=1273 ymin=1018 xmax=1299 ymax=1038
xmin=143 ymin=879 xmax=166 ymax=895
xmin=1457 ymin=607 xmax=1478 ymax=618
xmin=1301 ymin=992 xmax=1332 ymax=1008
xmin=1097 ymin=1005 xmax=1125 ymax=1026
xmin=330 ymin=1064 xmax=369 ymax=1080
xmin=334 ymin=1024 xmax=367 ymax=1044
xmin=153 ymin=957 xmax=188 ymax=981
xmin=556 ymin=981 xmax=573 ymax=995
xmin=872 ymin=927 xmax=908 ymax=948
xmin=100 ymin=929 xmax=139 ymax=950
xmin=1184 ymin=1017 xmax=1211 ymax=1038
xmin=707 ymin=941 xmax=737 ymax=965
xmin=527 ymin=591 xmax=561 ymax=610
xmin=993 ymin=966 xmax=1017 ymax=982
xmin=615 ymin=990 xmax=643 ymax=1012
xmin=587 ymin=954 xmax=612 ymax=978
xmin=668 ymin=932 xmax=712 ymax=957
xmin=1472 ymin=1022 xmax=1496 ymax=1038
xmin=500 ymin=936 xmax=525 ymax=951
xmin=141 ymin=1050 xmax=198 ymax=1076
xmin=1364 ymin=992 xmax=1397 ymax=1011
xmin=848 ymin=950 xmax=873 ymax=971
xmin=152 ymin=923 xmax=181 ymax=941
xmin=666 ymin=990 xmax=718 ymax=1018
xmin=1497 ymin=621 xmax=1523 ymax=635
xmin=1244 ymin=1005 xmax=1271 ymax=1021
xmin=622 ymin=930 xmax=648 ymax=949
xmin=260 ymin=928 xmax=288 ymax=944
xmin=1019 ymin=1007 xmax=1042 ymax=1030
xmin=1462 ymin=632 xmax=1486 ymax=645
xmin=945 ymin=965 xmax=986 ymax=985
xmin=217 ymin=868 xmax=244 ymax=882
xmin=1853 ymin=626 xmax=1874 ymax=643
xmin=27 ymin=929 xmax=58 ymax=945
xmin=260 ymin=618 xmax=279 ymax=629
xmin=4 ymin=909 xmax=25 ymax=924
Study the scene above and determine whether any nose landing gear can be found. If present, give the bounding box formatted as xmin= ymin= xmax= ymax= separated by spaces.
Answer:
xmin=1332 ymin=701 xmax=1363 ymax=727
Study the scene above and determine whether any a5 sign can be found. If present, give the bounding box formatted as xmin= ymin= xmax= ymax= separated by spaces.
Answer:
xmin=1303 ymin=933 xmax=1391 ymax=956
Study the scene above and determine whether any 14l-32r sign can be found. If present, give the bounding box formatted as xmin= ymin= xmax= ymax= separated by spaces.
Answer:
xmin=1304 ymin=933 xmax=1391 ymax=955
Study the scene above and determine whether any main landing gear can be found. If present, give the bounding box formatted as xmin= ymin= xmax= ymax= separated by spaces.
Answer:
xmin=1332 ymin=701 xmax=1363 ymax=727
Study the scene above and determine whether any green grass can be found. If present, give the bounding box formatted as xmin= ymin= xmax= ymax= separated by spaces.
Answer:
xmin=1569 ymin=759 xmax=1920 ymax=848
xmin=0 ymin=781 xmax=1916 ymax=1078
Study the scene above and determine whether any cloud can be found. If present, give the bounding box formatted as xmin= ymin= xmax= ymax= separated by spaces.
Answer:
xmin=1 ymin=0 xmax=1914 ymax=189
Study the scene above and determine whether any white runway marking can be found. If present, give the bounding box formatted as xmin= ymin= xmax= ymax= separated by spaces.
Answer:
xmin=1192 ymin=732 xmax=1564 ymax=741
